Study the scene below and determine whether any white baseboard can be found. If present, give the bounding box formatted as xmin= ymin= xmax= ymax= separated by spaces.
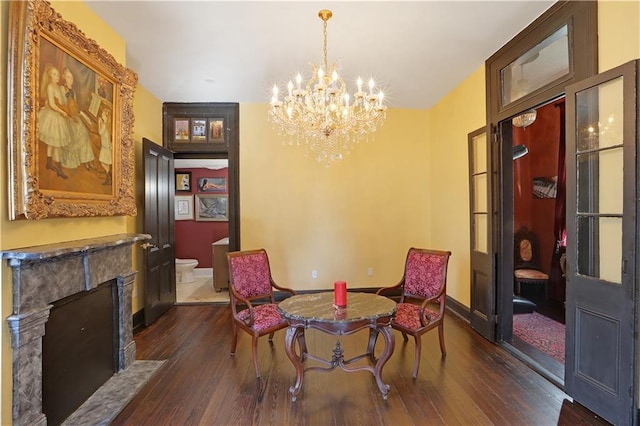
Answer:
xmin=194 ymin=268 xmax=213 ymax=277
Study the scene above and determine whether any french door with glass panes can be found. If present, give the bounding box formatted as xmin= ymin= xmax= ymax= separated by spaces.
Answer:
xmin=468 ymin=127 xmax=496 ymax=340
xmin=564 ymin=59 xmax=638 ymax=426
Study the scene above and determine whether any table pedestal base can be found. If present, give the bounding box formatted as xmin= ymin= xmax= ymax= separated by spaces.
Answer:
xmin=284 ymin=321 xmax=395 ymax=402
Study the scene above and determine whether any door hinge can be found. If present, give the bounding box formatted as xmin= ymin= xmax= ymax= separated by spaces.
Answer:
xmin=490 ymin=314 xmax=499 ymax=322
xmin=490 ymin=124 xmax=498 ymax=143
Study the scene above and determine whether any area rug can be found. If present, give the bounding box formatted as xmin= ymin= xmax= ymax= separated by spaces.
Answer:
xmin=513 ymin=312 xmax=565 ymax=363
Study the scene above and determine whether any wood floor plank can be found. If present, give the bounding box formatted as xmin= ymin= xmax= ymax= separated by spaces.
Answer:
xmin=112 ymin=305 xmax=607 ymax=425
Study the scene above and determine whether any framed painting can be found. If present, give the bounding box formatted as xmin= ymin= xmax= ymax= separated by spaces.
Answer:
xmin=195 ymin=195 xmax=228 ymax=222
xmin=176 ymin=172 xmax=192 ymax=192
xmin=192 ymin=119 xmax=207 ymax=142
xmin=197 ymin=177 xmax=226 ymax=193
xmin=7 ymin=0 xmax=137 ymax=219
xmin=533 ymin=176 xmax=558 ymax=199
xmin=174 ymin=118 xmax=190 ymax=142
xmin=163 ymin=103 xmax=236 ymax=153
xmin=175 ymin=195 xmax=194 ymax=221
xmin=208 ymin=119 xmax=225 ymax=143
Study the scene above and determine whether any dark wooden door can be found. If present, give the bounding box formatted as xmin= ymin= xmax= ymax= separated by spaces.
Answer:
xmin=564 ymin=60 xmax=638 ymax=425
xmin=143 ymin=138 xmax=176 ymax=326
xmin=468 ymin=127 xmax=496 ymax=340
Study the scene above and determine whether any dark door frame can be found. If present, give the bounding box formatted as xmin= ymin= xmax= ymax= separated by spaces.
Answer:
xmin=163 ymin=102 xmax=240 ymax=252
xmin=484 ymin=0 xmax=598 ymax=343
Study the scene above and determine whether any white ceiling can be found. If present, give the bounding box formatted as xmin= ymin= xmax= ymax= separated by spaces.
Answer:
xmin=85 ymin=1 xmax=555 ymax=110
xmin=174 ymin=158 xmax=228 ymax=169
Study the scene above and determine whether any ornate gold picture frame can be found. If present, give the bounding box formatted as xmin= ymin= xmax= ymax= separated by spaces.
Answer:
xmin=7 ymin=0 xmax=138 ymax=219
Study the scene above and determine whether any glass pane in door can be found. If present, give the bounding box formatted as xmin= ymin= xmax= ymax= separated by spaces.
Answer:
xmin=574 ymin=75 xmax=624 ymax=285
xmin=473 ymin=134 xmax=487 ymax=173
xmin=577 ymin=148 xmax=624 ymax=214
xmin=576 ymin=77 xmax=624 ymax=151
xmin=471 ymin=131 xmax=488 ymax=254
xmin=474 ymin=213 xmax=488 ymax=253
xmin=473 ymin=174 xmax=488 ymax=212
xmin=576 ymin=216 xmax=622 ymax=284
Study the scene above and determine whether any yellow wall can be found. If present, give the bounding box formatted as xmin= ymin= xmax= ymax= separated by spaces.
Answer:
xmin=425 ymin=66 xmax=487 ymax=306
xmin=0 ymin=1 xmax=162 ymax=423
xmin=240 ymin=104 xmax=431 ymax=289
xmin=1 ymin=0 xmax=639 ymax=423
xmin=130 ymin=86 xmax=163 ymax=311
xmin=598 ymin=0 xmax=640 ymax=72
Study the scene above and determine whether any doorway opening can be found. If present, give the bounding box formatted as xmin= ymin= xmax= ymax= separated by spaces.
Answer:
xmin=174 ymin=158 xmax=231 ymax=305
xmin=506 ymin=98 xmax=566 ymax=384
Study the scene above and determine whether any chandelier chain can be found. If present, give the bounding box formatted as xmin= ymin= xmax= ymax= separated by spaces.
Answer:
xmin=322 ymin=18 xmax=328 ymax=73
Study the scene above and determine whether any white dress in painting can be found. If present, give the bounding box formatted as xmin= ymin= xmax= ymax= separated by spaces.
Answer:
xmin=38 ymin=83 xmax=72 ymax=150
xmin=60 ymin=84 xmax=95 ymax=169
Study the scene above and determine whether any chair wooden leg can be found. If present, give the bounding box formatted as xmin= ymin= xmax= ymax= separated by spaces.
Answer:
xmin=252 ymin=335 xmax=261 ymax=378
xmin=438 ymin=321 xmax=446 ymax=356
xmin=412 ymin=334 xmax=422 ymax=379
xmin=230 ymin=322 xmax=238 ymax=356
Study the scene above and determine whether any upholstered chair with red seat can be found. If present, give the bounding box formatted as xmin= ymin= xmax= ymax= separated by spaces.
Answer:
xmin=376 ymin=248 xmax=452 ymax=378
xmin=227 ymin=249 xmax=296 ymax=378
xmin=513 ymin=226 xmax=549 ymax=305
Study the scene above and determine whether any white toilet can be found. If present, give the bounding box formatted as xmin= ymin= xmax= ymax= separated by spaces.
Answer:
xmin=175 ymin=258 xmax=199 ymax=283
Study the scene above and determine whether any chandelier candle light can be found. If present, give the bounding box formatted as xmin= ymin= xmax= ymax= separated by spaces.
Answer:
xmin=269 ymin=9 xmax=387 ymax=166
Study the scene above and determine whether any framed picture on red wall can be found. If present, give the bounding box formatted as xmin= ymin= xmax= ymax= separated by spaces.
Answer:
xmin=195 ymin=195 xmax=228 ymax=221
xmin=175 ymin=195 xmax=194 ymax=220
xmin=176 ymin=171 xmax=192 ymax=191
xmin=197 ymin=177 xmax=226 ymax=192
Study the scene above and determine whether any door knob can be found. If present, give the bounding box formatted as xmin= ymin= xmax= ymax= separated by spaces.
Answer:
xmin=140 ymin=242 xmax=157 ymax=250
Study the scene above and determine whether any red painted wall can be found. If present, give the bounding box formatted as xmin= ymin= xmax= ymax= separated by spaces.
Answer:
xmin=175 ymin=167 xmax=229 ymax=268
xmin=513 ymin=100 xmax=563 ymax=276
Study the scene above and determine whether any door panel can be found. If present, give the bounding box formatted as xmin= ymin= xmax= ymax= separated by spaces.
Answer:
xmin=143 ymin=138 xmax=175 ymax=326
xmin=468 ymin=127 xmax=496 ymax=340
xmin=565 ymin=60 xmax=637 ymax=425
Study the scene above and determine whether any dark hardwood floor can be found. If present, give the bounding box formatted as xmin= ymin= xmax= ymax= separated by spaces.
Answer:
xmin=113 ymin=305 xmax=609 ymax=425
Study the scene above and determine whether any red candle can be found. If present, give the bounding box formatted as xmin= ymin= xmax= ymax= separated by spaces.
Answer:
xmin=334 ymin=281 xmax=347 ymax=308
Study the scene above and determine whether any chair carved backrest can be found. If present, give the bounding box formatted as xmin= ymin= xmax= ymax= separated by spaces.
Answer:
xmin=514 ymin=226 xmax=543 ymax=271
xmin=402 ymin=248 xmax=450 ymax=302
xmin=228 ymin=250 xmax=273 ymax=300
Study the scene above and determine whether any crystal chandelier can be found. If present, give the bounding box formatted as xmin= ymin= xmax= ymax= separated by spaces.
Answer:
xmin=269 ymin=9 xmax=387 ymax=166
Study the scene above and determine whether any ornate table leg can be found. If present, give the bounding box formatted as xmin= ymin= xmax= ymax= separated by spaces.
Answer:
xmin=366 ymin=327 xmax=379 ymax=363
xmin=373 ymin=324 xmax=395 ymax=400
xmin=296 ymin=329 xmax=308 ymax=361
xmin=284 ymin=326 xmax=305 ymax=401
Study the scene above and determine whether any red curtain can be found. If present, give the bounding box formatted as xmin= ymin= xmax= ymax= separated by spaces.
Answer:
xmin=548 ymin=101 xmax=567 ymax=303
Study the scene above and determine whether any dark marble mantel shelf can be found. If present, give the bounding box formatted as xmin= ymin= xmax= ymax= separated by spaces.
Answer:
xmin=1 ymin=233 xmax=151 ymax=262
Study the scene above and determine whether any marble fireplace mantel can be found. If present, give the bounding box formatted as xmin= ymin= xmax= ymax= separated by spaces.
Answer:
xmin=2 ymin=233 xmax=150 ymax=426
